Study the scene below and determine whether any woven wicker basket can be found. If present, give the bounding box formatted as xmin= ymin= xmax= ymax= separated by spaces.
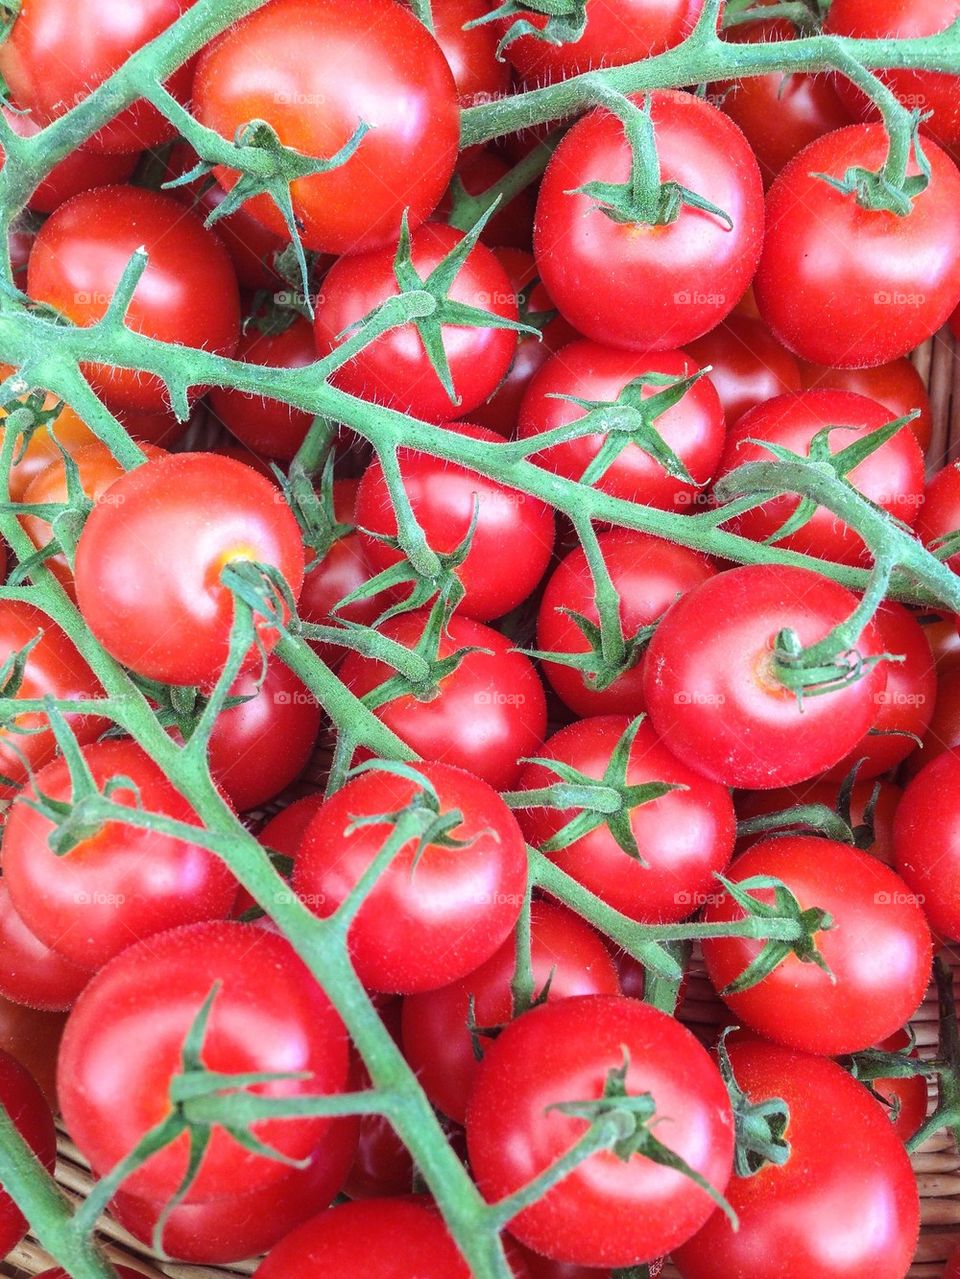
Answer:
xmin=3 ymin=326 xmax=959 ymax=1279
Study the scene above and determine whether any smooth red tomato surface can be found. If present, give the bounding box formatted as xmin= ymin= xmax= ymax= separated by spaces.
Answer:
xmin=0 ymin=994 xmax=65 ymax=1106
xmin=427 ymin=0 xmax=511 ymax=106
xmin=714 ymin=390 xmax=926 ymax=565
xmin=0 ymin=883 xmax=90 ymax=1012
xmin=208 ymin=315 xmax=318 ymax=461
xmin=194 ymin=0 xmax=459 ymax=256
xmin=755 ymin=125 xmax=960 ymax=367
xmin=315 ymin=222 xmax=519 ymax=422
xmin=643 ymin=565 xmax=888 ymax=788
xmin=0 ymin=0 xmax=196 ymax=152
xmin=684 ymin=316 xmax=802 ymax=429
xmin=356 ymin=423 xmax=554 ymax=621
xmin=517 ymin=716 xmax=736 ymax=923
xmin=799 ymin=357 xmax=934 ymax=454
xmin=294 ymin=762 xmax=527 ymax=993
xmin=59 ymin=921 xmax=349 ymax=1203
xmin=74 ymin=453 xmax=305 ymax=687
xmin=27 ymin=186 xmax=241 ymax=413
xmin=468 ymin=995 xmax=734 ymax=1267
xmin=534 ymin=90 xmax=764 ymax=351
xmin=894 ymin=751 xmax=960 ymax=940
xmin=254 ymin=1199 xmax=471 ymax=1279
xmin=401 ymin=901 xmax=619 ymax=1123
xmin=0 ymin=106 xmax=137 ymax=213
xmin=340 ymin=609 xmax=547 ymax=790
xmin=870 ymin=1029 xmax=928 ymax=1145
xmin=673 ymin=1038 xmax=920 ymax=1279
xmin=702 ymin=836 xmax=932 ymax=1054
xmin=0 ymin=1052 xmax=56 ymax=1256
xmin=735 ymin=776 xmax=902 ymax=866
xmin=518 ymin=341 xmax=725 ymax=510
xmin=537 ymin=530 xmax=716 ymax=717
xmin=343 ymin=1067 xmax=413 ymax=1199
xmin=258 ymin=794 xmax=326 ymax=854
xmin=916 ymin=461 xmax=960 ymax=572
xmin=907 ymin=656 xmax=960 ymax=776
xmin=0 ymin=600 xmax=107 ymax=798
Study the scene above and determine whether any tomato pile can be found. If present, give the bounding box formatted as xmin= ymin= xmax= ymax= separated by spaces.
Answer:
xmin=1 ymin=2 xmax=960 ymax=1279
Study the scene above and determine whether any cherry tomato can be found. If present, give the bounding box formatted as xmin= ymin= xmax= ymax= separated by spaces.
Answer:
xmin=74 ymin=452 xmax=305 ymax=687
xmin=0 ymin=0 xmax=196 ymax=153
xmin=536 ymin=529 xmax=717 ymax=718
xmin=315 ymin=222 xmax=520 ymax=423
xmin=439 ymin=149 xmax=536 ymax=250
xmin=869 ymin=1029 xmax=929 ymax=1145
xmin=894 ymin=750 xmax=960 ymax=940
xmin=27 ymin=186 xmax=241 ymax=413
xmin=0 ymin=882 xmax=89 ymax=1012
xmin=799 ymin=357 xmax=934 ymax=454
xmin=755 ymin=125 xmax=960 ymax=367
xmin=714 ymin=390 xmax=925 ymax=565
xmin=343 ymin=1007 xmax=415 ymax=1200
xmin=518 ymin=341 xmax=726 ymax=511
xmin=683 ymin=315 xmax=802 ymax=429
xmin=906 ymin=654 xmax=960 ymax=776
xmin=340 ymin=609 xmax=547 ymax=790
xmin=0 ymin=105 xmax=137 ymax=213
xmin=916 ymin=460 xmax=960 ymax=572
xmin=356 ymin=423 xmax=555 ymax=621
xmin=643 ymin=565 xmax=888 ymax=788
xmin=59 ymin=921 xmax=349 ymax=1203
xmin=467 ymin=994 xmax=734 ymax=1267
xmin=401 ymin=901 xmax=619 ymax=1123
xmin=0 ymin=392 xmax=99 ymax=501
xmin=702 ymin=836 xmax=932 ymax=1054
xmin=673 ymin=1037 xmax=920 ymax=1279
xmin=0 ymin=993 xmax=65 ymax=1106
xmin=194 ymin=0 xmax=459 ymax=257
xmin=0 ymin=1051 xmax=56 ymax=1255
xmin=735 ymin=776 xmax=902 ymax=866
xmin=534 ymin=90 xmax=764 ymax=350
xmin=426 ymin=0 xmax=512 ymax=107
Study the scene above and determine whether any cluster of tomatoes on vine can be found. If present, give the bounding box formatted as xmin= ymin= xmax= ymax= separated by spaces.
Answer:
xmin=1 ymin=0 xmax=960 ymax=1278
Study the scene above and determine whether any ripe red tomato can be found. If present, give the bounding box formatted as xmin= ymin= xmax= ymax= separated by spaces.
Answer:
xmin=0 ymin=600 xmax=107 ymax=798
xmin=254 ymin=1199 xmax=471 ymax=1279
xmin=907 ymin=656 xmax=960 ymax=776
xmin=208 ymin=315 xmax=317 ymax=461
xmin=673 ymin=1037 xmax=920 ymax=1279
xmin=427 ymin=0 xmax=511 ymax=107
xmin=517 ymin=341 xmax=725 ymax=510
xmin=0 ymin=106 xmax=137 ymax=213
xmin=340 ymin=609 xmax=547 ymax=790
xmin=799 ymin=357 xmax=934 ymax=454
xmin=3 ymin=740 xmax=238 ymax=971
xmin=467 ymin=995 xmax=734 ymax=1267
xmin=315 ymin=222 xmax=520 ymax=423
xmin=439 ymin=149 xmax=536 ymax=250
xmin=713 ymin=390 xmax=926 ymax=565
xmin=534 ymin=90 xmax=764 ymax=350
xmin=516 ymin=715 xmax=736 ymax=923
xmin=74 ymin=453 xmax=305 ymax=687
xmin=59 ymin=921 xmax=348 ymax=1203
xmin=401 ymin=901 xmax=619 ymax=1123
xmin=869 ymin=1029 xmax=929 ymax=1145
xmin=342 ymin=1059 xmax=414 ymax=1199
xmin=194 ymin=0 xmax=459 ymax=256
xmin=894 ymin=751 xmax=960 ymax=939
xmin=355 ymin=423 xmax=555 ymax=621
xmin=536 ymin=530 xmax=716 ymax=718
xmin=643 ymin=565 xmax=888 ymax=788
xmin=0 ymin=884 xmax=89 ymax=1012
xmin=735 ymin=776 xmax=902 ymax=866
xmin=947 ymin=1246 xmax=960 ymax=1279
xmin=0 ymin=393 xmax=99 ymax=501
xmin=294 ymin=762 xmax=527 ymax=993
xmin=683 ymin=315 xmax=802 ymax=429
xmin=0 ymin=994 xmax=65 ymax=1107
xmin=27 ymin=186 xmax=241 ymax=413
xmin=0 ymin=0 xmax=196 ymax=153
xmin=0 ymin=1051 xmax=56 ymax=1255
xmin=916 ymin=460 xmax=960 ymax=572
xmin=755 ymin=125 xmax=960 ymax=367
xmin=702 ymin=836 xmax=932 ymax=1054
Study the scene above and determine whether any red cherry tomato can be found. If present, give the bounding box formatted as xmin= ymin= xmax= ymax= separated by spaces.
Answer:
xmin=0 ymin=994 xmax=65 ymax=1107
xmin=894 ymin=750 xmax=960 ymax=940
xmin=0 ymin=1052 xmax=57 ymax=1255
xmin=684 ymin=315 xmax=802 ymax=429
xmin=426 ymin=0 xmax=512 ymax=107
xmin=799 ymin=357 xmax=934 ymax=454
xmin=916 ymin=461 xmax=960 ymax=572
xmin=0 ymin=105 xmax=137 ymax=213
xmin=439 ymin=149 xmax=536 ymax=250
xmin=0 ymin=882 xmax=89 ymax=1012
xmin=735 ymin=777 xmax=902 ymax=866
xmin=907 ymin=655 xmax=960 ymax=776
xmin=870 ymin=1029 xmax=929 ymax=1145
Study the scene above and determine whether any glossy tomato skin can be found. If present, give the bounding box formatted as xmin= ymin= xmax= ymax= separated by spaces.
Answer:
xmin=430 ymin=0 xmax=511 ymax=107
xmin=916 ymin=461 xmax=960 ymax=572
xmin=894 ymin=751 xmax=960 ymax=940
xmin=517 ymin=716 xmax=736 ymax=923
xmin=534 ymin=90 xmax=764 ymax=351
xmin=400 ymin=901 xmax=620 ymax=1123
xmin=642 ymin=565 xmax=888 ymax=789
xmin=294 ymin=762 xmax=528 ymax=993
xmin=315 ymin=223 xmax=519 ymax=423
xmin=0 ymin=1051 xmax=56 ymax=1256
xmin=356 ymin=423 xmax=555 ymax=621
xmin=59 ymin=921 xmax=349 ymax=1204
xmin=907 ymin=657 xmax=960 ymax=776
xmin=74 ymin=453 xmax=305 ymax=687
xmin=0 ymin=600 xmax=107 ymax=798
xmin=799 ymin=357 xmax=934 ymax=454
xmin=755 ymin=125 xmax=960 ymax=367
xmin=254 ymin=1199 xmax=471 ymax=1279
xmin=0 ymin=0 xmax=196 ymax=153
xmin=27 ymin=187 xmax=241 ymax=413
xmin=871 ymin=1029 xmax=929 ymax=1145
xmin=208 ymin=316 xmax=317 ymax=461
xmin=0 ymin=106 xmax=137 ymax=213
xmin=194 ymin=0 xmax=459 ymax=257
xmin=340 ymin=610 xmax=547 ymax=790
xmin=673 ymin=1038 xmax=920 ymax=1279
xmin=0 ymin=395 xmax=98 ymax=501
xmin=537 ymin=530 xmax=717 ymax=717
xmin=467 ymin=995 xmax=734 ymax=1267
xmin=0 ymin=883 xmax=90 ymax=1012
xmin=702 ymin=837 xmax=932 ymax=1054
xmin=517 ymin=341 xmax=725 ymax=510
xmin=684 ymin=316 xmax=802 ymax=428
xmin=0 ymin=994 xmax=65 ymax=1106
xmin=714 ymin=390 xmax=926 ymax=565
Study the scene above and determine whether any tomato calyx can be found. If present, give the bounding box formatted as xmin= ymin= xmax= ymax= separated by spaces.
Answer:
xmin=736 ymin=766 xmax=882 ymax=849
xmin=722 ymin=0 xmax=822 ymax=35
xmin=570 ymin=91 xmax=735 ymax=230
xmin=838 ymin=1032 xmax=933 ymax=1129
xmin=711 ymin=873 xmax=833 ymax=994
xmin=716 ymin=1029 xmax=791 ymax=1177
xmin=503 ymin=716 xmax=686 ymax=863
xmin=360 ymin=599 xmax=492 ymax=708
xmin=465 ymin=0 xmax=588 ymax=58
xmin=524 ymin=606 xmax=657 ymax=693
